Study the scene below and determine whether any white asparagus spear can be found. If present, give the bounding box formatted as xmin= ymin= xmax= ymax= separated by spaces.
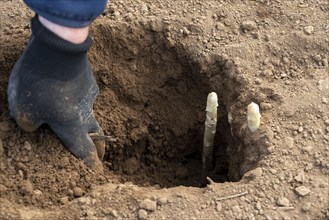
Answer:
xmin=203 ymin=92 xmax=218 ymax=171
xmin=247 ymin=102 xmax=261 ymax=132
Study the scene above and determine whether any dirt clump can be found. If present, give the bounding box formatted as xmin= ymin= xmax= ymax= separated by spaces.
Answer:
xmin=0 ymin=0 xmax=328 ymax=219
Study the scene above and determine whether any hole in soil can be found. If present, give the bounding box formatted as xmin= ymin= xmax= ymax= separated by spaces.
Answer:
xmin=90 ymin=21 xmax=267 ymax=188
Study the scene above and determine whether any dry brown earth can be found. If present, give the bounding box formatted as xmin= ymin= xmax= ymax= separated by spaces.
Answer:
xmin=0 ymin=0 xmax=328 ymax=219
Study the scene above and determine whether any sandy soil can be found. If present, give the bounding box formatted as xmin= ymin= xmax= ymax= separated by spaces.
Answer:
xmin=0 ymin=0 xmax=328 ymax=219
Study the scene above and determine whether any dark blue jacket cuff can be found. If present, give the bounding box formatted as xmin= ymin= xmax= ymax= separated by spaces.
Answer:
xmin=24 ymin=0 xmax=107 ymax=27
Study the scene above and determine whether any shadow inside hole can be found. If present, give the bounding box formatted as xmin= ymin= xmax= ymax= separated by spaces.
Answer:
xmin=90 ymin=21 xmax=255 ymax=188
xmin=104 ymin=101 xmax=237 ymax=188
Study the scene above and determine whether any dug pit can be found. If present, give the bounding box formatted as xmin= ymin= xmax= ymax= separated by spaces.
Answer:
xmin=0 ymin=19 xmax=273 ymax=209
xmin=89 ymin=21 xmax=270 ymax=188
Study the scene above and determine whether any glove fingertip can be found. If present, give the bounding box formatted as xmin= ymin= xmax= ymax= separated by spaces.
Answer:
xmin=83 ymin=151 xmax=104 ymax=173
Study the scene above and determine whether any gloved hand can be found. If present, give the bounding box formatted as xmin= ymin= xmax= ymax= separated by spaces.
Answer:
xmin=7 ymin=16 xmax=105 ymax=171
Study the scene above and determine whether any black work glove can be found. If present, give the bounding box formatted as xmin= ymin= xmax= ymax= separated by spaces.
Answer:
xmin=7 ymin=16 xmax=105 ymax=171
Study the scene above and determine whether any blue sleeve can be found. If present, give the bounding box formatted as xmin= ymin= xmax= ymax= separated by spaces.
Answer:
xmin=24 ymin=0 xmax=108 ymax=28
